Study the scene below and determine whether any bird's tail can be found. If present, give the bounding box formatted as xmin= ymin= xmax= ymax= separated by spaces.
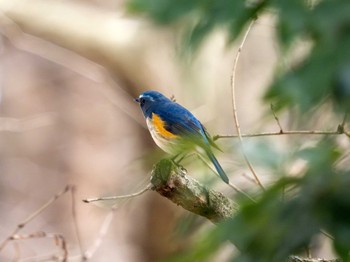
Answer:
xmin=206 ymin=150 xmax=229 ymax=184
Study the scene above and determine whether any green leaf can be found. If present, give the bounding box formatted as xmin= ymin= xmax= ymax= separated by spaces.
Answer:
xmin=128 ymin=0 xmax=260 ymax=48
xmin=128 ymin=0 xmax=199 ymax=24
xmin=272 ymin=0 xmax=310 ymax=48
xmin=243 ymin=140 xmax=284 ymax=170
xmin=265 ymin=0 xmax=350 ymax=112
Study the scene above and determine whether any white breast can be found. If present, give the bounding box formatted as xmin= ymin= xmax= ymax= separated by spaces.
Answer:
xmin=146 ymin=118 xmax=178 ymax=154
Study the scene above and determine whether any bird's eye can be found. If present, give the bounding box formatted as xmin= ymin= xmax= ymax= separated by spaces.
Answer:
xmin=140 ymin=98 xmax=145 ymax=107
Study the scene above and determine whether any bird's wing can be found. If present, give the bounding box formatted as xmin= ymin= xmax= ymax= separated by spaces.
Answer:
xmin=201 ymin=125 xmax=223 ymax=152
xmin=157 ymin=104 xmax=201 ymax=132
xmin=154 ymin=103 xmax=213 ymax=149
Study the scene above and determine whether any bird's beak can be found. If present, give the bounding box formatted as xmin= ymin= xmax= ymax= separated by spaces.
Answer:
xmin=134 ymin=98 xmax=140 ymax=103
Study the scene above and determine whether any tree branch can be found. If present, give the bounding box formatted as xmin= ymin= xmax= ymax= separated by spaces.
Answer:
xmin=214 ymin=129 xmax=347 ymax=140
xmin=287 ymin=256 xmax=341 ymax=262
xmin=150 ymin=159 xmax=238 ymax=224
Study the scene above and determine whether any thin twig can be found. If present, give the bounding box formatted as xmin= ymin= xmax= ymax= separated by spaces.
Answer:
xmin=70 ymin=186 xmax=84 ymax=257
xmin=10 ymin=231 xmax=68 ymax=262
xmin=230 ymin=19 xmax=265 ymax=191
xmin=270 ymin=104 xmax=283 ymax=131
xmin=214 ymin=129 xmax=344 ymax=139
xmin=305 ymin=246 xmax=312 ymax=259
xmin=338 ymin=112 xmax=350 ymax=137
xmin=241 ymin=172 xmax=259 ymax=185
xmin=81 ymin=180 xmax=152 ymax=260
xmin=341 ymin=112 xmax=347 ymax=127
xmin=0 ymin=185 xmax=70 ymax=251
xmin=320 ymin=229 xmax=334 ymax=240
xmin=83 ymin=184 xmax=151 ymax=203
xmin=18 ymin=254 xmax=61 ymax=262
xmin=82 ymin=211 xmax=114 ymax=261
xmin=12 ymin=242 xmax=20 ymax=261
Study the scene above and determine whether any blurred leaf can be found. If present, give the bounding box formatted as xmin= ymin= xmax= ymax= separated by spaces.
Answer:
xmin=265 ymin=0 xmax=350 ymax=112
xmin=128 ymin=0 xmax=261 ymax=49
xmin=166 ymin=226 xmax=226 ymax=262
xmin=226 ymin=139 xmax=350 ymax=262
xmin=128 ymin=0 xmax=350 ymax=114
xmin=272 ymin=0 xmax=309 ymax=48
xmin=243 ymin=140 xmax=284 ymax=170
xmin=184 ymin=19 xmax=215 ymax=52
xmin=173 ymin=213 xmax=205 ymax=239
xmin=333 ymin=63 xmax=350 ymax=112
xmin=227 ymin=178 xmax=315 ymax=262
xmin=128 ymin=0 xmax=199 ymax=24
xmin=298 ymin=138 xmax=341 ymax=168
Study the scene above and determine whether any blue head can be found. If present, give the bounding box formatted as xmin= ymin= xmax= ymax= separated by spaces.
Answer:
xmin=135 ymin=90 xmax=171 ymax=118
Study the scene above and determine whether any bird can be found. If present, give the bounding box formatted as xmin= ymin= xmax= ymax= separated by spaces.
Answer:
xmin=135 ymin=90 xmax=229 ymax=184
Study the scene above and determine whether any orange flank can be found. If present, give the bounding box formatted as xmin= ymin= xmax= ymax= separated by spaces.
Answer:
xmin=152 ymin=113 xmax=178 ymax=139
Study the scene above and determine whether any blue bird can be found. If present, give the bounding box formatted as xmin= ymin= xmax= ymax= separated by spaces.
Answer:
xmin=135 ymin=90 xmax=229 ymax=184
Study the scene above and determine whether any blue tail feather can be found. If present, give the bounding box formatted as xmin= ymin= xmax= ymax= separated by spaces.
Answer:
xmin=206 ymin=150 xmax=229 ymax=184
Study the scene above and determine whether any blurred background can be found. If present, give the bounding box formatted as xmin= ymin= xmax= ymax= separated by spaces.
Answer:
xmin=0 ymin=0 xmax=345 ymax=261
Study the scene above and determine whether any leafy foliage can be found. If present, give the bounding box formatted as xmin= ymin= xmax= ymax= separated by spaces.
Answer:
xmin=128 ymin=0 xmax=350 ymax=113
xmin=128 ymin=0 xmax=264 ymax=51
xmin=224 ymin=139 xmax=349 ymax=262
xmin=169 ymin=139 xmax=350 ymax=262
xmin=266 ymin=0 xmax=350 ymax=113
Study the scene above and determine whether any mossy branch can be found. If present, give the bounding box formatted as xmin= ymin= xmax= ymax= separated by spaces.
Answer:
xmin=150 ymin=159 xmax=238 ymax=224
xmin=287 ymin=256 xmax=341 ymax=262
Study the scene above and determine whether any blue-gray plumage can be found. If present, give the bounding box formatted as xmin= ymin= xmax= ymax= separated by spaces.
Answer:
xmin=135 ymin=90 xmax=229 ymax=184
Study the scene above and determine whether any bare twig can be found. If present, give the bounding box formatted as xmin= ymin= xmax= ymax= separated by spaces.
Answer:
xmin=81 ymin=181 xmax=152 ymax=260
xmin=82 ymin=211 xmax=114 ymax=261
xmin=341 ymin=112 xmax=348 ymax=127
xmin=12 ymin=242 xmax=20 ymax=261
xmin=214 ymin=129 xmax=345 ymax=139
xmin=70 ymin=186 xmax=83 ymax=257
xmin=320 ymin=229 xmax=334 ymax=240
xmin=0 ymin=185 xmax=70 ymax=251
xmin=215 ymin=97 xmax=350 ymax=140
xmin=271 ymin=104 xmax=284 ymax=131
xmin=10 ymin=231 xmax=68 ymax=262
xmin=230 ymin=19 xmax=265 ymax=191
xmin=337 ymin=112 xmax=350 ymax=137
xmin=305 ymin=246 xmax=312 ymax=259
xmin=241 ymin=172 xmax=259 ymax=185
xmin=83 ymin=183 xmax=152 ymax=204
